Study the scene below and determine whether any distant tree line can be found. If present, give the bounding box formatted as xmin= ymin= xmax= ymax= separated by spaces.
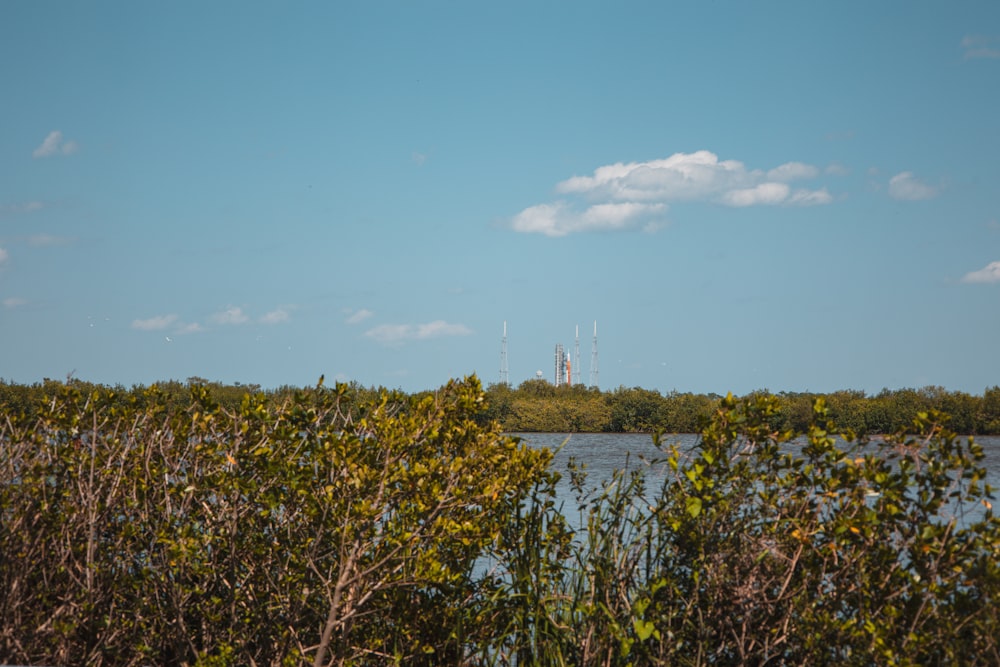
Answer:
xmin=481 ymin=380 xmax=1000 ymax=435
xmin=4 ymin=377 xmax=1000 ymax=435
xmin=0 ymin=376 xmax=395 ymax=425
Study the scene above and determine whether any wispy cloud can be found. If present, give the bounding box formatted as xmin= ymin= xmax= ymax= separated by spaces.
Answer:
xmin=0 ymin=201 xmax=44 ymax=217
xmin=509 ymin=150 xmax=832 ymax=236
xmin=3 ymin=297 xmax=26 ymax=309
xmin=132 ymin=305 xmax=286 ymax=333
xmin=132 ymin=313 xmax=205 ymax=333
xmin=346 ymin=308 xmax=374 ymax=325
xmin=766 ymin=162 xmax=819 ymax=182
xmin=211 ymin=306 xmax=250 ymax=325
xmin=888 ymin=172 xmax=938 ymax=201
xmin=131 ymin=314 xmax=178 ymax=331
xmin=789 ymin=188 xmax=834 ymax=205
xmin=175 ymin=322 xmax=204 ymax=334
xmin=962 ymin=35 xmax=1000 ymax=60
xmin=260 ymin=307 xmax=291 ymax=324
xmin=33 ymin=130 xmax=79 ymax=158
xmin=962 ymin=261 xmax=1000 ymax=284
xmin=0 ymin=248 xmax=8 ymax=264
xmin=365 ymin=320 xmax=473 ymax=345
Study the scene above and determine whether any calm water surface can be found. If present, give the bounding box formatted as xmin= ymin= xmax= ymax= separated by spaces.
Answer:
xmin=514 ymin=432 xmax=1000 ymax=511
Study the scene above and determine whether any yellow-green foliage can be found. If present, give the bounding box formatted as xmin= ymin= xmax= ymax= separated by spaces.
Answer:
xmin=0 ymin=376 xmax=554 ymax=666
xmin=3 ymin=378 xmax=1000 ymax=666
xmin=485 ymin=395 xmax=1000 ymax=666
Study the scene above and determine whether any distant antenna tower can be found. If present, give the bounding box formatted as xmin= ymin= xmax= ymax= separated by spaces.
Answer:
xmin=589 ymin=321 xmax=599 ymax=389
xmin=499 ymin=321 xmax=509 ymax=386
xmin=573 ymin=325 xmax=581 ymax=386
xmin=554 ymin=343 xmax=565 ymax=387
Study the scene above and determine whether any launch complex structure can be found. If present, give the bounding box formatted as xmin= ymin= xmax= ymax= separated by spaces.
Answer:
xmin=499 ymin=321 xmax=599 ymax=390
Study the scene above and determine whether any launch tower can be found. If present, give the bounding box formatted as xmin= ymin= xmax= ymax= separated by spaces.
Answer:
xmin=499 ymin=321 xmax=509 ymax=386
xmin=554 ymin=343 xmax=565 ymax=387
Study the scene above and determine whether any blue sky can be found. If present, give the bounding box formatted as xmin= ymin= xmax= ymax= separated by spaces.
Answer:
xmin=2 ymin=1 xmax=999 ymax=395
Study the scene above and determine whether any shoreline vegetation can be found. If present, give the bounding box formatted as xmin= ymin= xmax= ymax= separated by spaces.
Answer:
xmin=2 ymin=375 xmax=998 ymax=665
xmin=4 ymin=376 xmax=1000 ymax=435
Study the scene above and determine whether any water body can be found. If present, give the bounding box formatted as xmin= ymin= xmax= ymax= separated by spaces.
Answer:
xmin=515 ymin=432 xmax=1000 ymax=516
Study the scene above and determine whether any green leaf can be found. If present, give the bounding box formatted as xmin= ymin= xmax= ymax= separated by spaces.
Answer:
xmin=686 ymin=496 xmax=702 ymax=518
xmin=634 ymin=618 xmax=656 ymax=641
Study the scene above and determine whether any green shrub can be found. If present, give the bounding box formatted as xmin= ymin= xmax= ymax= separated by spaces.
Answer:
xmin=0 ymin=376 xmax=554 ymax=666
xmin=486 ymin=394 xmax=1000 ymax=665
xmin=2 ymin=379 xmax=998 ymax=665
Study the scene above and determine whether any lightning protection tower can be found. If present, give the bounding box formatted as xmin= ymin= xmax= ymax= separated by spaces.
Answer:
xmin=499 ymin=321 xmax=509 ymax=386
xmin=589 ymin=321 xmax=599 ymax=389
xmin=554 ymin=343 xmax=565 ymax=387
xmin=573 ymin=325 xmax=581 ymax=386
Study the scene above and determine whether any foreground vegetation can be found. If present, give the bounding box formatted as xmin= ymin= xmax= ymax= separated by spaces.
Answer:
xmin=1 ymin=376 xmax=999 ymax=665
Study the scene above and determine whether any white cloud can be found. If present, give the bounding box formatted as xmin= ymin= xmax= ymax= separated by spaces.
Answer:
xmin=365 ymin=320 xmax=473 ymax=345
xmin=962 ymin=261 xmax=1000 ymax=284
xmin=131 ymin=314 xmax=178 ymax=331
xmin=722 ymin=182 xmax=790 ymax=207
xmin=581 ymin=202 xmax=666 ymax=229
xmin=510 ymin=202 xmax=566 ymax=236
xmin=33 ymin=132 xmax=62 ymax=158
xmin=260 ymin=307 xmax=290 ymax=324
xmin=346 ymin=308 xmax=374 ymax=325
xmin=415 ymin=320 xmax=473 ymax=338
xmin=33 ymin=130 xmax=78 ymax=158
xmin=365 ymin=324 xmax=412 ymax=344
xmin=787 ymin=188 xmax=834 ymax=206
xmin=962 ymin=35 xmax=1000 ymax=60
xmin=0 ymin=248 xmax=7 ymax=264
xmin=888 ymin=172 xmax=938 ymax=201
xmin=766 ymin=162 xmax=819 ymax=182
xmin=723 ymin=183 xmax=835 ymax=207
xmin=511 ymin=150 xmax=832 ymax=235
xmin=511 ymin=201 xmax=666 ymax=237
xmin=555 ymin=150 xmax=752 ymax=202
xmin=3 ymin=297 xmax=26 ymax=308
xmin=211 ymin=306 xmax=250 ymax=325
